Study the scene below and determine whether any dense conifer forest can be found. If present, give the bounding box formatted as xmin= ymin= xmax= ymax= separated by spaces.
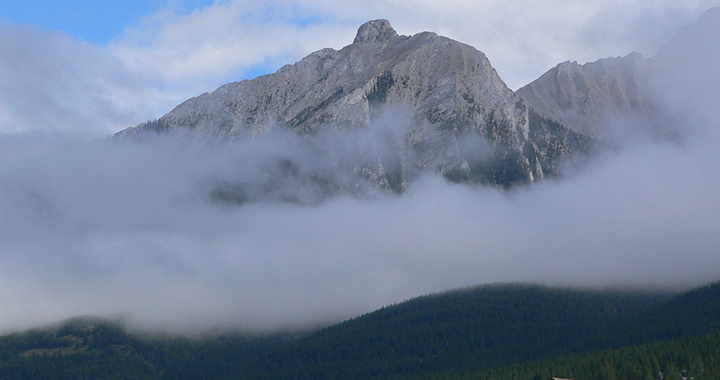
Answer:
xmin=1 ymin=281 xmax=718 ymax=379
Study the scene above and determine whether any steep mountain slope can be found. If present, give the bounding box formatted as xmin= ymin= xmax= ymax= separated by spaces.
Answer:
xmin=516 ymin=52 xmax=650 ymax=139
xmin=518 ymin=7 xmax=720 ymax=142
xmin=117 ymin=20 xmax=591 ymax=190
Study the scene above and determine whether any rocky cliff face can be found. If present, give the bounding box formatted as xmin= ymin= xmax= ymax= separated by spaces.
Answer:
xmin=117 ymin=20 xmax=591 ymax=193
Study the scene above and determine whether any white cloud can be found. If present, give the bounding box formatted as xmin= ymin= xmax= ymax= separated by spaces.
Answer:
xmin=106 ymin=0 xmax=720 ymax=95
xmin=1 ymin=1 xmax=717 ymax=136
xmin=0 ymin=23 xmax=168 ymax=136
xmin=108 ymin=2 xmax=354 ymax=92
xmin=1 ymin=127 xmax=719 ymax=334
xmin=1 ymin=0 xmax=720 ymax=334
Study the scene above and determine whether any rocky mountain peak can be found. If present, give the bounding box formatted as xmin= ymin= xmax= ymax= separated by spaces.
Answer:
xmin=353 ymin=19 xmax=398 ymax=43
xmin=117 ymin=19 xmax=591 ymax=194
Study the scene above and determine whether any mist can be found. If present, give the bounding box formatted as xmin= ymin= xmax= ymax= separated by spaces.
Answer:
xmin=2 ymin=7 xmax=720 ymax=336
xmin=1 ymin=101 xmax=719 ymax=335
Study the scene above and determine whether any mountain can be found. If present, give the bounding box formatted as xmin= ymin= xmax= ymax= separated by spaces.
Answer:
xmin=116 ymin=20 xmax=592 ymax=191
xmin=516 ymin=52 xmax=651 ymax=140
xmin=518 ymin=7 xmax=720 ymax=142
xmin=112 ymin=9 xmax=720 ymax=198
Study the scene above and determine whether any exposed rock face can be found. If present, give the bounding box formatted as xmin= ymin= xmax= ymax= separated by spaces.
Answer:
xmin=117 ymin=20 xmax=591 ymax=192
xmin=354 ymin=19 xmax=398 ymax=43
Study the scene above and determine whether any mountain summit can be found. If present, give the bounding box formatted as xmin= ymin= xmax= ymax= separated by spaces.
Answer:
xmin=117 ymin=20 xmax=590 ymax=192
xmin=354 ymin=19 xmax=398 ymax=43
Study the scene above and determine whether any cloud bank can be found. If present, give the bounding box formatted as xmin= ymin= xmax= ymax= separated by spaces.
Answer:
xmin=1 ymin=1 xmax=720 ymax=335
xmin=1 ymin=112 xmax=719 ymax=334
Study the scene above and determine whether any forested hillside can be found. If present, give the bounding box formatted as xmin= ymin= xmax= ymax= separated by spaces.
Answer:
xmin=438 ymin=331 xmax=720 ymax=380
xmin=239 ymin=284 xmax=666 ymax=379
xmin=1 ymin=281 xmax=719 ymax=379
xmin=0 ymin=317 xmax=289 ymax=379
xmin=593 ymin=281 xmax=720 ymax=348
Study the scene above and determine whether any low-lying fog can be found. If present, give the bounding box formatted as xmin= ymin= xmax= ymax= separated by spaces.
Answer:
xmin=1 ymin=105 xmax=718 ymax=334
xmin=1 ymin=5 xmax=719 ymax=335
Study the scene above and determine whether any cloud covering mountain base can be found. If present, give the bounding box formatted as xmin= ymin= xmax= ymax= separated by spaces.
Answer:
xmin=2 ymin=4 xmax=720 ymax=335
xmin=1 ymin=122 xmax=718 ymax=334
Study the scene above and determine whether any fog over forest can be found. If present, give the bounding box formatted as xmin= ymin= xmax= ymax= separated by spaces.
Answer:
xmin=1 ymin=3 xmax=719 ymax=334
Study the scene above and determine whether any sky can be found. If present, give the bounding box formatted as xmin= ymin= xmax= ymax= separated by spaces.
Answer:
xmin=0 ymin=1 xmax=720 ymax=334
xmin=2 ymin=0 xmax=169 ymax=43
xmin=1 ymin=0 xmax=718 ymax=137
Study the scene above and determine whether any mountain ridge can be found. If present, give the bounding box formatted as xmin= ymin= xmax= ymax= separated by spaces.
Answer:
xmin=116 ymin=19 xmax=592 ymax=192
xmin=516 ymin=52 xmax=650 ymax=140
xmin=518 ymin=7 xmax=720 ymax=142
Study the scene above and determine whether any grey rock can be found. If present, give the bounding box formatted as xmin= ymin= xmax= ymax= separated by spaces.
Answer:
xmin=117 ymin=20 xmax=591 ymax=193
xmin=353 ymin=19 xmax=398 ymax=43
xmin=517 ymin=52 xmax=650 ymax=140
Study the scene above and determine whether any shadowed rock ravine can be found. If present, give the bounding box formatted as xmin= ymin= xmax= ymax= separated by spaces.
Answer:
xmin=116 ymin=20 xmax=592 ymax=195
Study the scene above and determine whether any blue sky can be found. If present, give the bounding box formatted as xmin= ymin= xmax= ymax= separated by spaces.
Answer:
xmin=1 ymin=0 xmax=215 ymax=43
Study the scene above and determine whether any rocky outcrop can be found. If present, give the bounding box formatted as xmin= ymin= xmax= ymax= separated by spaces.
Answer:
xmin=117 ymin=20 xmax=592 ymax=191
